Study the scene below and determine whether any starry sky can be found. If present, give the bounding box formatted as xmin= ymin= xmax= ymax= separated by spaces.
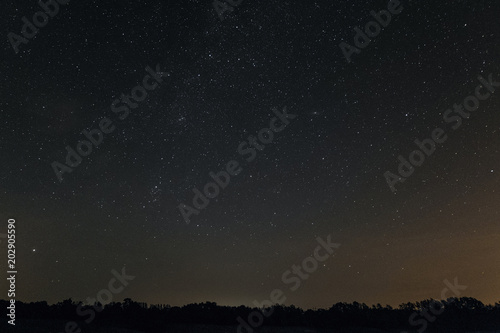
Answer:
xmin=0 ymin=0 xmax=499 ymax=309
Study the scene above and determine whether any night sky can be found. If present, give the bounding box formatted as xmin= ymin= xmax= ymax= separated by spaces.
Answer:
xmin=1 ymin=0 xmax=499 ymax=310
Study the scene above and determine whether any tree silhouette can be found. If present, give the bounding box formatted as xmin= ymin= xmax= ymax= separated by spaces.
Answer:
xmin=1 ymin=297 xmax=499 ymax=332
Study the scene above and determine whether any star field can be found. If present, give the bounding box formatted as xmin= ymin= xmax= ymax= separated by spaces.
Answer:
xmin=0 ymin=0 xmax=499 ymax=309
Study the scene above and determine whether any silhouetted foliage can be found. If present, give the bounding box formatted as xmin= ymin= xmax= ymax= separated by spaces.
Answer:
xmin=1 ymin=297 xmax=499 ymax=332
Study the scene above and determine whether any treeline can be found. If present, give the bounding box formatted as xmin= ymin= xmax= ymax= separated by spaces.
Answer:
xmin=2 ymin=297 xmax=500 ymax=332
